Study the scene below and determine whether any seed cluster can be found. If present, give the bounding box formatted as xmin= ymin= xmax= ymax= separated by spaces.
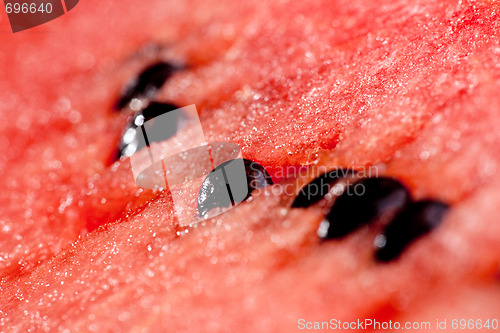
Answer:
xmin=293 ymin=169 xmax=449 ymax=262
xmin=113 ymin=66 xmax=449 ymax=263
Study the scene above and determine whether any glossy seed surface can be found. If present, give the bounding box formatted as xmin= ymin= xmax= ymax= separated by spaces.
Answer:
xmin=115 ymin=62 xmax=180 ymax=110
xmin=197 ymin=159 xmax=273 ymax=218
xmin=374 ymin=200 xmax=449 ymax=262
xmin=113 ymin=102 xmax=183 ymax=161
xmin=320 ymin=177 xmax=411 ymax=239
xmin=292 ymin=168 xmax=355 ymax=208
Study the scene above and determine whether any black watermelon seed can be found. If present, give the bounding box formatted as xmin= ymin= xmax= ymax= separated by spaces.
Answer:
xmin=197 ymin=159 xmax=273 ymax=218
xmin=319 ymin=177 xmax=411 ymax=239
xmin=374 ymin=200 xmax=448 ymax=262
xmin=113 ymin=102 xmax=184 ymax=161
xmin=292 ymin=168 xmax=355 ymax=208
xmin=115 ymin=62 xmax=180 ymax=110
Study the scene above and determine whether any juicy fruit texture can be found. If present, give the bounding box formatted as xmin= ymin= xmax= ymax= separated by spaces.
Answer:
xmin=1 ymin=0 xmax=500 ymax=332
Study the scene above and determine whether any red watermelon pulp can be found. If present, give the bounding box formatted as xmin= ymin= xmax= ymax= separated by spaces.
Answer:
xmin=1 ymin=0 xmax=500 ymax=331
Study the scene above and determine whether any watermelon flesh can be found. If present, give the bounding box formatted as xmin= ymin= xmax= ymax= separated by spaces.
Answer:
xmin=1 ymin=0 xmax=500 ymax=331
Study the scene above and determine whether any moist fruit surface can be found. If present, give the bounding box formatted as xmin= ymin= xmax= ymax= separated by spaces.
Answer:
xmin=1 ymin=0 xmax=500 ymax=331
